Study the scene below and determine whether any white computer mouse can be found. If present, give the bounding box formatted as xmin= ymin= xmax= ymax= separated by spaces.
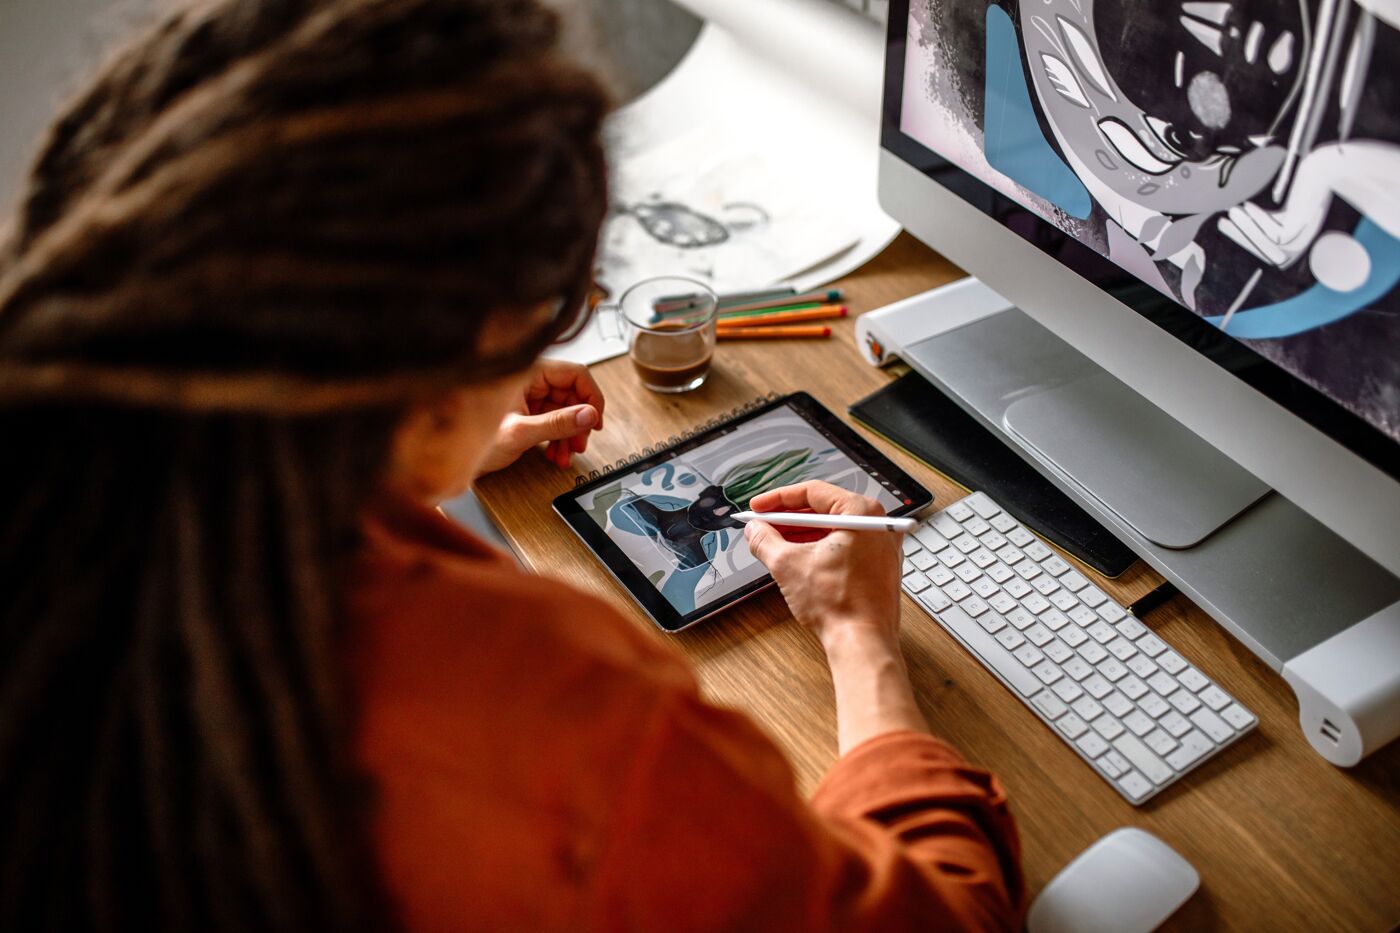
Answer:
xmin=1027 ymin=827 xmax=1200 ymax=933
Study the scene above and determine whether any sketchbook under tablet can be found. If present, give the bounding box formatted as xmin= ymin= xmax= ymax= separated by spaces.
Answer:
xmin=554 ymin=393 xmax=932 ymax=632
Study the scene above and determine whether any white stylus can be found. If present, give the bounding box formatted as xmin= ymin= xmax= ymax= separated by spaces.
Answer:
xmin=730 ymin=511 xmax=918 ymax=533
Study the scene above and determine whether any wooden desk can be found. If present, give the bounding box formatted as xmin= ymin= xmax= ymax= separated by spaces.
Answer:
xmin=476 ymin=234 xmax=1400 ymax=931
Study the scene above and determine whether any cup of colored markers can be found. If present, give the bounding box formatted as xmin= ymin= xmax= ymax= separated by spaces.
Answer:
xmin=652 ymin=287 xmax=846 ymax=341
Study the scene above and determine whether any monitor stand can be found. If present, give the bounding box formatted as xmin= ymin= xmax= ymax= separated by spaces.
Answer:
xmin=856 ymin=277 xmax=1400 ymax=765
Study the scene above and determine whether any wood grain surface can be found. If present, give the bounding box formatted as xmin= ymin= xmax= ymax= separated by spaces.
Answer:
xmin=474 ymin=233 xmax=1400 ymax=931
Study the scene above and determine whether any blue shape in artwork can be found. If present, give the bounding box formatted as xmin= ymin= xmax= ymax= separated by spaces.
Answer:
xmin=641 ymin=462 xmax=677 ymax=490
xmin=983 ymin=5 xmax=1093 ymax=220
xmin=660 ymin=565 xmax=709 ymax=615
xmin=1207 ymin=220 xmax=1400 ymax=338
xmin=677 ymin=473 xmax=697 ymax=487
xmin=610 ymin=495 xmax=689 ymax=535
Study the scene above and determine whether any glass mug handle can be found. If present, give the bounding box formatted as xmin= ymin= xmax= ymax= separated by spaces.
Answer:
xmin=595 ymin=303 xmax=625 ymax=342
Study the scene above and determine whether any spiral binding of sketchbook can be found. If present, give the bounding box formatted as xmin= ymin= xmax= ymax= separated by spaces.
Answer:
xmin=573 ymin=392 xmax=784 ymax=487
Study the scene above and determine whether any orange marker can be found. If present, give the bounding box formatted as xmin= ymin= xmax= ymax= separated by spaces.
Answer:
xmin=716 ymin=325 xmax=832 ymax=339
xmin=717 ymin=305 xmax=848 ymax=327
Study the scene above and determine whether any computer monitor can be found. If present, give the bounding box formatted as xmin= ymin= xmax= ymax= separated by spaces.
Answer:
xmin=877 ymin=0 xmax=1400 ymax=580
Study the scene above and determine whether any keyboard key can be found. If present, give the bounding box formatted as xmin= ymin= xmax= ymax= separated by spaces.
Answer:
xmin=971 ymin=577 xmax=999 ymax=598
xmin=1168 ymin=690 xmax=1202 ymax=715
xmin=1032 ymin=690 xmax=1068 ymax=720
xmin=903 ymin=559 xmax=916 ymax=576
xmin=1139 ymin=693 xmax=1171 ymax=718
xmin=1221 ymin=704 xmax=1257 ymax=730
xmin=955 ymin=562 xmax=983 ymax=583
xmin=1126 ymin=654 xmax=1158 ymax=678
xmin=1118 ymin=770 xmax=1153 ymax=801
xmin=947 ymin=500 xmax=976 ymax=522
xmin=1160 ymin=711 xmax=1192 ymax=737
xmin=1057 ymin=713 xmax=1088 ymax=739
xmin=1050 ymin=591 xmax=1078 ymax=612
xmin=1123 ymin=710 xmax=1155 ymax=737
xmin=1004 ymin=577 xmax=1033 ymax=599
xmin=1062 ymin=656 xmax=1094 ymax=681
xmin=1107 ymin=638 xmax=1138 ymax=661
xmin=1039 ymin=608 xmax=1070 ymax=631
xmin=932 ymin=513 xmax=961 ymax=538
xmin=1014 ymin=644 xmax=1045 ymax=668
xmin=1103 ymin=692 xmax=1133 ymax=717
xmin=1032 ymin=660 xmax=1063 ymax=685
xmin=989 ymin=592 xmax=1018 ymax=613
xmin=1008 ymin=526 xmax=1035 ymax=547
xmin=1060 ymin=626 xmax=1088 ymax=648
xmin=939 ymin=604 xmax=1041 ymax=696
xmin=1146 ymin=671 xmax=1178 ymax=696
xmin=1091 ymin=714 xmax=1125 ymax=740
xmin=953 ymin=535 xmax=979 ymax=554
xmin=1113 ymin=734 xmax=1173 ymax=785
xmin=1098 ymin=658 xmax=1128 ymax=682
xmin=1079 ymin=586 xmax=1108 ymax=608
xmin=988 ymin=563 xmax=1015 ymax=584
xmin=1144 ymin=729 xmax=1178 ymax=756
xmin=1199 ymin=686 xmax=1231 ymax=711
xmin=1072 ymin=696 xmax=1103 ymax=721
xmin=902 ymin=537 xmax=922 ymax=556
xmin=1118 ymin=675 xmax=1148 ymax=700
xmin=1045 ymin=640 xmax=1075 ymax=664
xmin=990 ymin=512 xmax=1018 ymax=533
xmin=938 ymin=548 xmax=965 ymax=568
xmin=1097 ymin=603 xmax=1127 ymax=624
xmin=1070 ymin=605 xmax=1100 ymax=627
xmin=1005 ymin=608 xmax=1036 ymax=630
xmin=965 ymin=492 xmax=1001 ymax=519
xmin=914 ymin=526 xmax=950 ymax=552
xmin=911 ymin=550 xmax=937 ymax=571
xmin=1137 ymin=633 xmax=1168 ymax=657
xmin=1096 ymin=753 xmax=1125 ymax=779
xmin=919 ymin=588 xmax=952 ymax=614
xmin=1158 ymin=651 xmax=1189 ymax=675
xmin=1087 ymin=621 xmax=1117 ymax=644
xmin=944 ymin=580 xmax=972 ymax=602
xmin=975 ymin=610 xmax=1005 ymax=634
xmin=969 ymin=548 xmax=997 ymax=568
xmin=963 ymin=517 xmax=991 ymax=537
xmin=1178 ymin=667 xmax=1209 ymax=691
xmin=1025 ymin=623 xmax=1054 ymax=647
xmin=1103 ymin=750 xmax=1131 ymax=775
xmin=1115 ymin=618 xmax=1147 ymax=640
xmin=1032 ymin=575 xmax=1061 ymax=596
xmin=1083 ymin=673 xmax=1113 ymax=698
xmin=929 ymin=564 xmax=956 ymax=586
xmin=903 ymin=572 xmax=930 ymax=594
xmin=1025 ymin=541 xmax=1053 ymax=561
xmin=996 ymin=544 xmax=1025 ymax=565
xmin=1190 ymin=708 xmax=1235 ymax=743
xmin=1061 ymin=571 xmax=1089 ymax=592
xmin=980 ymin=531 xmax=1008 ymax=552
xmin=1022 ymin=593 xmax=1051 ymax=614
xmin=1013 ymin=560 xmax=1041 ymax=580
xmin=1076 ymin=732 xmax=1110 ymax=759
xmin=1078 ymin=641 xmax=1110 ymax=665
xmin=1052 ymin=678 xmax=1083 ymax=703
xmin=995 ymin=628 xmax=1026 ymax=651
xmin=962 ymin=596 xmax=990 ymax=618
xmin=1165 ymin=730 xmax=1215 ymax=770
xmin=1042 ymin=555 xmax=1071 ymax=577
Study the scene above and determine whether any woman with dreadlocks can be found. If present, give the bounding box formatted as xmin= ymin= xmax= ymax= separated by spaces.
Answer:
xmin=0 ymin=0 xmax=1022 ymax=929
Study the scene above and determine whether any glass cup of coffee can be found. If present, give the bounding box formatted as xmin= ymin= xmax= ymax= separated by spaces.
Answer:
xmin=613 ymin=277 xmax=717 ymax=393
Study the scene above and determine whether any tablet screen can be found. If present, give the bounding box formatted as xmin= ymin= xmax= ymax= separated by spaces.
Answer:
xmin=568 ymin=399 xmax=916 ymax=620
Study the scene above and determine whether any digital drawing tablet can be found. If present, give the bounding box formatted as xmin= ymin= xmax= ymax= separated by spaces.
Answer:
xmin=554 ymin=393 xmax=932 ymax=632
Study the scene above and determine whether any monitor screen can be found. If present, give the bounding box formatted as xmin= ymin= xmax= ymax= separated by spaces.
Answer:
xmin=884 ymin=0 xmax=1400 ymax=461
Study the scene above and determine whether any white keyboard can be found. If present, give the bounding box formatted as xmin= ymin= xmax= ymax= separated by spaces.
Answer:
xmin=902 ymin=491 xmax=1257 ymax=805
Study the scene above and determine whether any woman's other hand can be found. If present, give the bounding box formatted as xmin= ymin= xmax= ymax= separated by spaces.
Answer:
xmin=480 ymin=360 xmax=605 ymax=473
xmin=742 ymin=481 xmax=903 ymax=650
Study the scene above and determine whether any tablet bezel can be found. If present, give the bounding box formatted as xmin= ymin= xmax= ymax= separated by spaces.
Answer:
xmin=553 ymin=392 xmax=933 ymax=632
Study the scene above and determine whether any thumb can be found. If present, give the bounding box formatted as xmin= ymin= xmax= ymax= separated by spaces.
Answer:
xmin=743 ymin=519 xmax=789 ymax=569
xmin=510 ymin=404 xmax=597 ymax=448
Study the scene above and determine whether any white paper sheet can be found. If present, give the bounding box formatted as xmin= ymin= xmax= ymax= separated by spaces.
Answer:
xmin=547 ymin=3 xmax=901 ymax=365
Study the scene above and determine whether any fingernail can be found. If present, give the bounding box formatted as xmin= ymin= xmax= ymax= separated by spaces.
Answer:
xmin=575 ymin=406 xmax=597 ymax=428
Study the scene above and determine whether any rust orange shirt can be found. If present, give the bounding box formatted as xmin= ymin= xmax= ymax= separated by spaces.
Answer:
xmin=347 ymin=494 xmax=1025 ymax=931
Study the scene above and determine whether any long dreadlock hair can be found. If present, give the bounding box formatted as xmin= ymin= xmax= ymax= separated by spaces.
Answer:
xmin=0 ymin=1 xmax=610 ymax=929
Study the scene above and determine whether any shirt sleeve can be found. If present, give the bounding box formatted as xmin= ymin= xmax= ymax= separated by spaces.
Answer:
xmin=587 ymin=687 xmax=1024 ymax=932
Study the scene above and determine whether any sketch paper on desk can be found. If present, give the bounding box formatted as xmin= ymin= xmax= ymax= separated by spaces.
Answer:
xmin=576 ymin=406 xmax=899 ymax=615
xmin=545 ymin=11 xmax=900 ymax=366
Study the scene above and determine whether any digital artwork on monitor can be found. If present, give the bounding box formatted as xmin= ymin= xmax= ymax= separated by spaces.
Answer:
xmin=898 ymin=0 xmax=1400 ymax=442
